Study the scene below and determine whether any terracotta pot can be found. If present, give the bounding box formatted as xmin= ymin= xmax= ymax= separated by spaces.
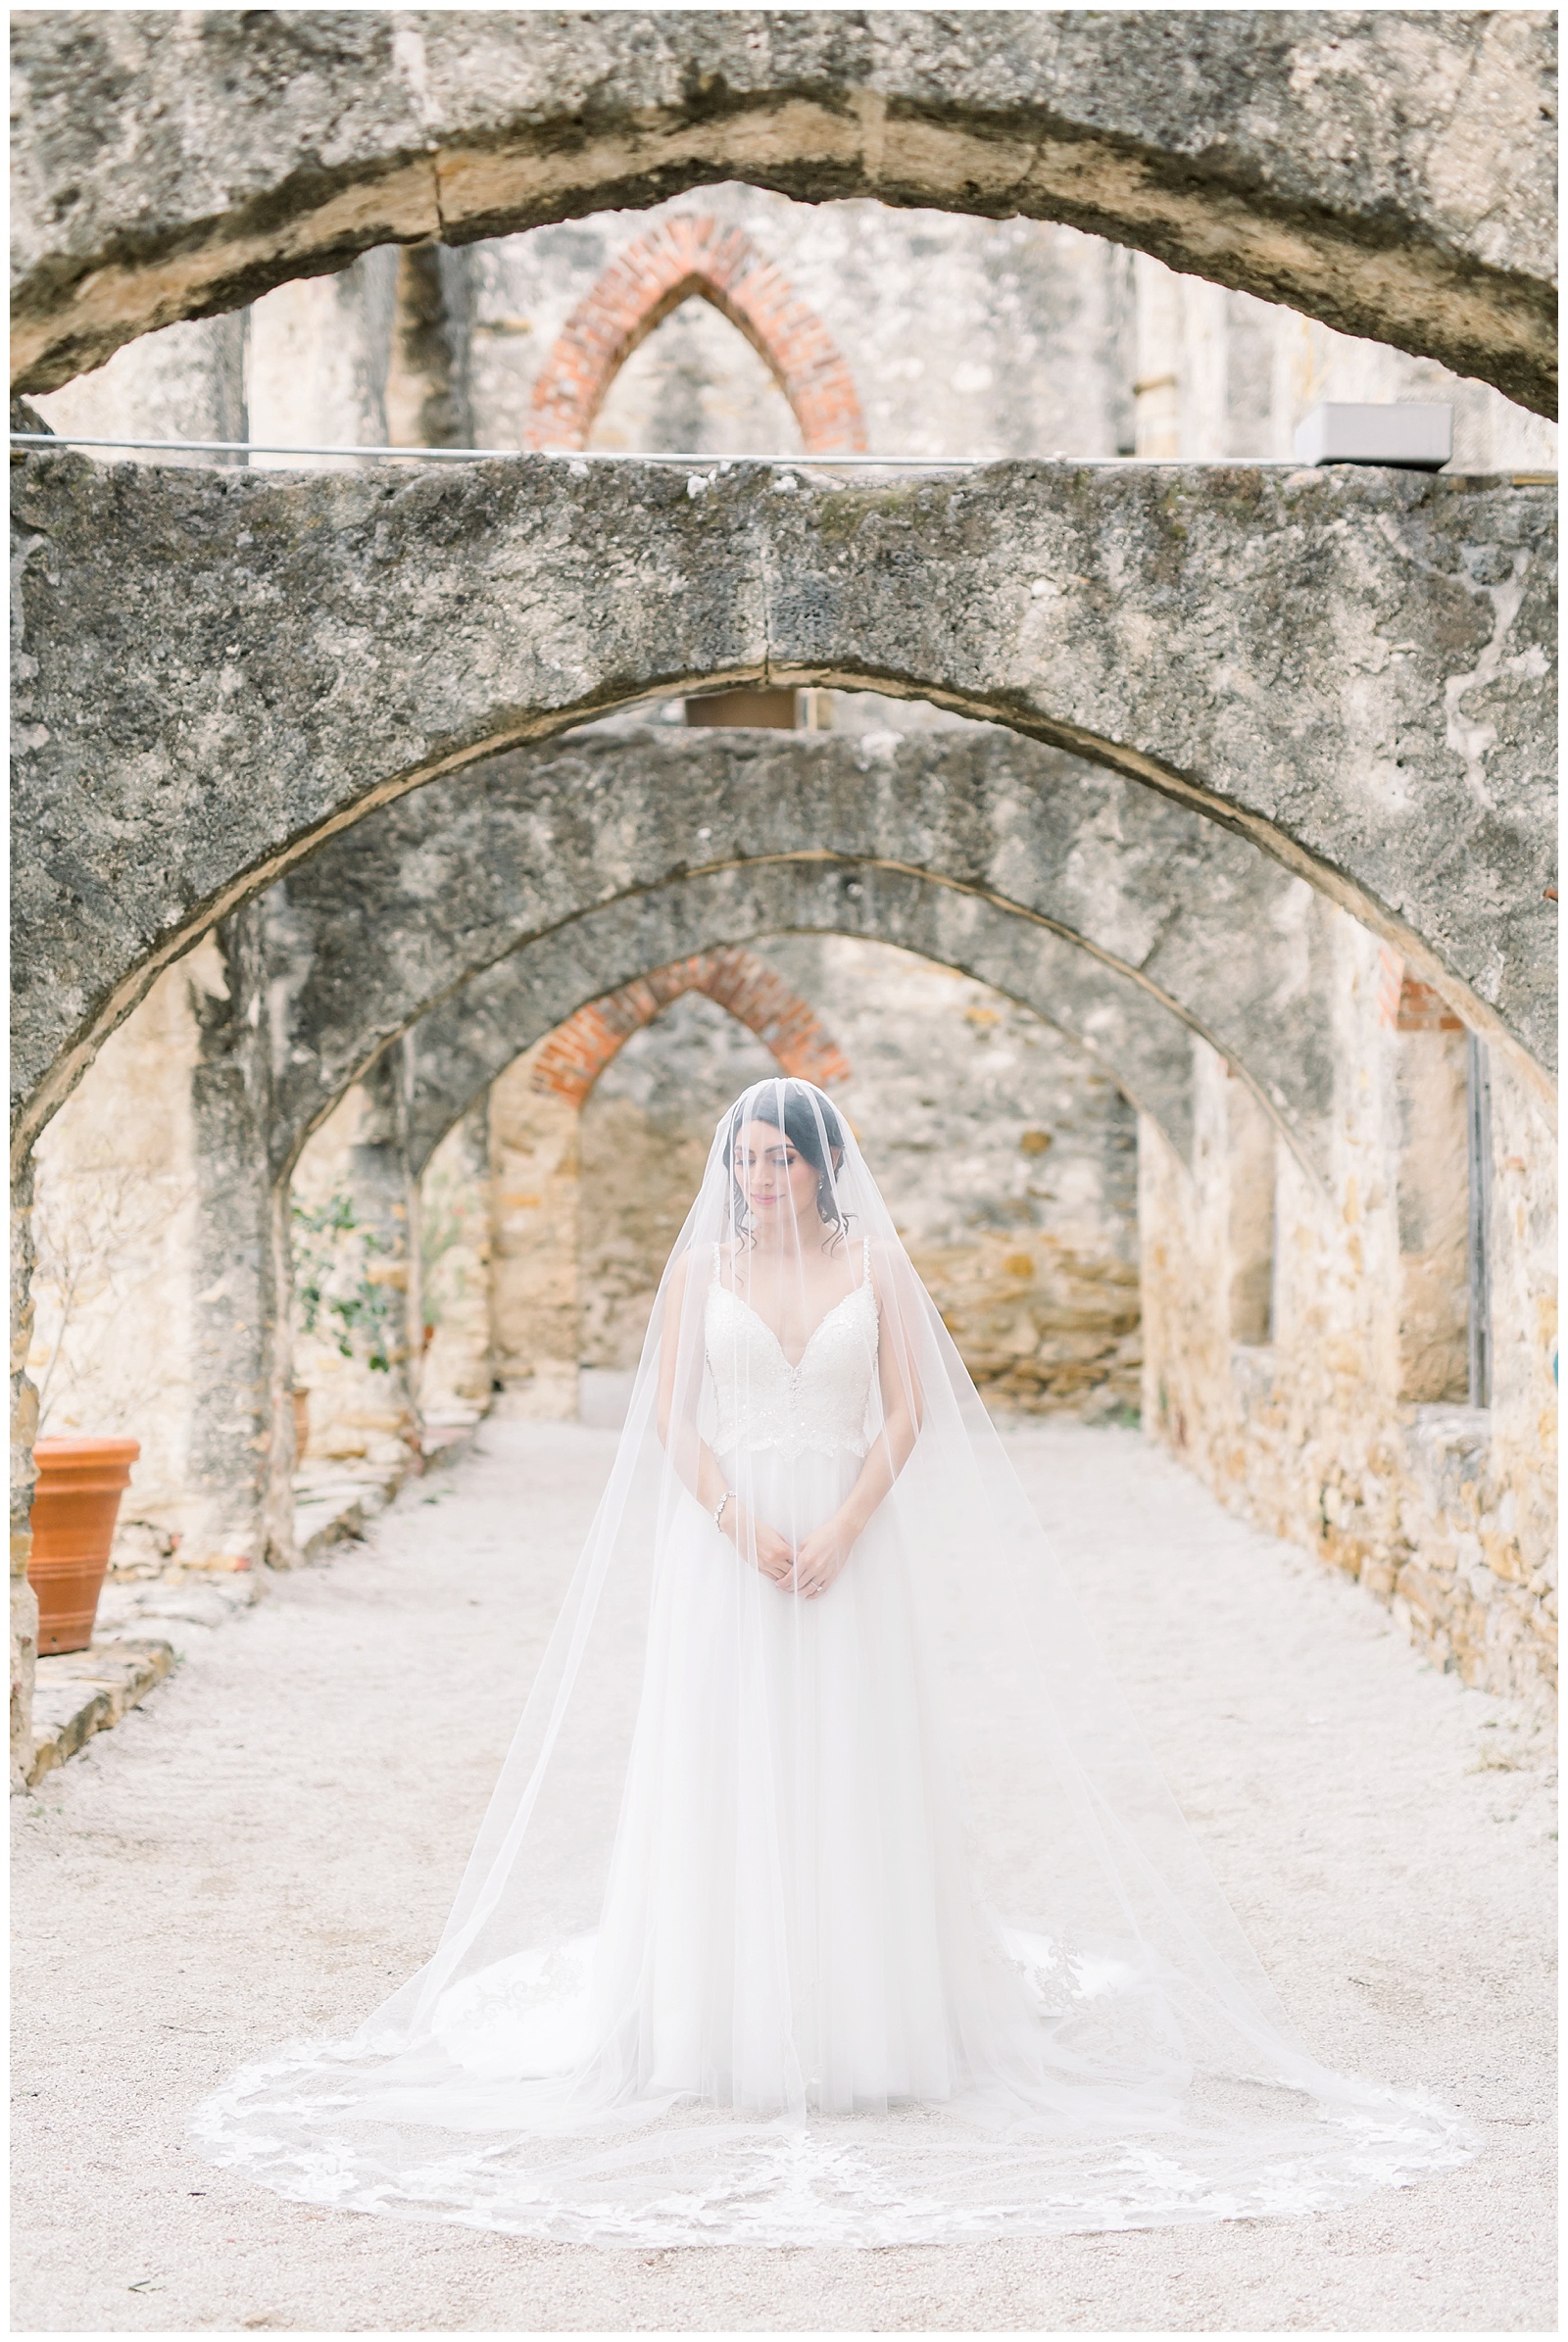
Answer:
xmin=292 ymin=1385 xmax=311 ymax=1460
xmin=27 ymin=1437 xmax=140 ymax=1655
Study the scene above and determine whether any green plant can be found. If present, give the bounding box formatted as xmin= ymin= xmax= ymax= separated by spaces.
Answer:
xmin=292 ymin=1191 xmax=398 ymax=1373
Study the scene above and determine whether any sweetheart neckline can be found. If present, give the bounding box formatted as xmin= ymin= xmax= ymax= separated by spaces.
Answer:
xmin=710 ymin=1276 xmax=873 ymax=1374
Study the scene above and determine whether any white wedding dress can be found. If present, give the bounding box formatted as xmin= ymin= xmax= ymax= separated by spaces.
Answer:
xmin=194 ymin=1081 xmax=1477 ymax=2243
xmin=568 ymin=1242 xmax=1037 ymax=2117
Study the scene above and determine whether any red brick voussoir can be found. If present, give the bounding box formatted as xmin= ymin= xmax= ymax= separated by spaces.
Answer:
xmin=526 ymin=215 xmax=867 ymax=456
xmin=530 ymin=949 xmax=853 ymax=1105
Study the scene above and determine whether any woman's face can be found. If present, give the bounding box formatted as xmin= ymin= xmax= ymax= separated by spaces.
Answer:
xmin=733 ymin=1119 xmax=824 ymax=1231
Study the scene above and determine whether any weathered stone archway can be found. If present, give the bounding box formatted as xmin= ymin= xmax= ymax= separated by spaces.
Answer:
xmin=11 ymin=10 xmax=1556 ymax=413
xmin=411 ymin=923 xmax=1155 ymax=1428
xmin=285 ymin=876 xmax=1176 ymax=1474
xmin=526 ymin=215 xmax=866 ymax=456
xmin=96 ymin=854 xmax=1190 ymax=1623
xmin=13 ymin=453 xmax=1553 ymax=1171
xmin=248 ymin=724 xmax=1335 ymax=1187
xmin=396 ymin=860 xmax=1202 ymax=1182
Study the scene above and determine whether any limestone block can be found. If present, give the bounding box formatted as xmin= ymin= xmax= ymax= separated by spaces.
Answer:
xmin=25 ymin=1636 xmax=174 ymax=1784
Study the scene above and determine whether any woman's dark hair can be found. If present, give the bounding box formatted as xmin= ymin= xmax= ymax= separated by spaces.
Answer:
xmin=724 ymin=1082 xmax=850 ymax=1246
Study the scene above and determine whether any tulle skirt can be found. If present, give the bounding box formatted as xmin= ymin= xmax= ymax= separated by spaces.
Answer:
xmin=571 ymin=1441 xmax=1031 ymax=2116
xmin=422 ymin=1442 xmax=1042 ymax=2114
xmin=191 ymin=1443 xmax=1477 ymax=2242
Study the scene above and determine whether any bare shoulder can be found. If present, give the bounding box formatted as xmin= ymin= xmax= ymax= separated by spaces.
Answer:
xmin=863 ymin=1234 xmax=910 ymax=1299
xmin=668 ymin=1240 xmax=738 ymax=1306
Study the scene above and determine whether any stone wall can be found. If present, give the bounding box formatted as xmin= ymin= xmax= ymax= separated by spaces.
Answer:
xmin=417 ymin=1105 xmax=493 ymax=1432
xmin=485 ymin=1049 xmax=582 ymax=1419
xmin=465 ymin=186 xmax=1554 ymax=473
xmin=492 ymin=937 xmax=1142 ymax=1419
xmin=579 ymin=993 xmax=779 ymax=1378
xmin=26 ymin=956 xmax=209 ymax=1565
xmin=759 ymin=938 xmax=1140 ymax=1417
xmin=1140 ymin=910 xmax=1556 ymax=1700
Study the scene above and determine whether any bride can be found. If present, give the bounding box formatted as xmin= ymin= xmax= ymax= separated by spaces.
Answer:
xmin=196 ymin=1077 xmax=1475 ymax=2243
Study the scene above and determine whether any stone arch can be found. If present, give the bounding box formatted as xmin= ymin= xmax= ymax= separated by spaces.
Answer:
xmin=11 ymin=12 xmax=1554 ymax=413
xmin=525 ymin=216 xmax=866 ymax=456
xmin=13 ymin=453 xmax=1553 ymax=1170
xmin=277 ymin=867 xmax=1184 ymax=1459
xmin=432 ymin=925 xmax=1141 ymax=1422
xmin=529 ymin=947 xmax=851 ymax=1103
xmin=240 ymin=725 xmax=1336 ymax=1189
xmin=398 ymin=861 xmax=1199 ymax=1184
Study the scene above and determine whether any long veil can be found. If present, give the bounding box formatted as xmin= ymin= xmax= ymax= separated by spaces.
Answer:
xmin=193 ymin=1078 xmax=1475 ymax=2243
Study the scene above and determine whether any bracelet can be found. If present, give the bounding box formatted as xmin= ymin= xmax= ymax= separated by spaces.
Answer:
xmin=713 ymin=1489 xmax=734 ymax=1534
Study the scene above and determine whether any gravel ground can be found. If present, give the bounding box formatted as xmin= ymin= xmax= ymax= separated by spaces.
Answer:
xmin=12 ymin=1419 xmax=1556 ymax=2333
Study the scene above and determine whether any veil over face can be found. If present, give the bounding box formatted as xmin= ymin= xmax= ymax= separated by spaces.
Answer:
xmin=194 ymin=1078 xmax=1475 ymax=2244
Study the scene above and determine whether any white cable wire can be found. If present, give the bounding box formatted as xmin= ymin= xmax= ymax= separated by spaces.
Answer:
xmin=8 ymin=431 xmax=1308 ymax=469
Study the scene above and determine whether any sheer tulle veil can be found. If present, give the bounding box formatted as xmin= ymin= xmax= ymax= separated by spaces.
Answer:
xmin=194 ymin=1077 xmax=1476 ymax=2242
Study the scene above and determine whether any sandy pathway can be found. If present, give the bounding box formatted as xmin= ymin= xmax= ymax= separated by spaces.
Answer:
xmin=12 ymin=1420 xmax=1555 ymax=2332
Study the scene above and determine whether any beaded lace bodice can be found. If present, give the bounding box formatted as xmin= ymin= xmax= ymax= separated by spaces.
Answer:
xmin=706 ymin=1244 xmax=879 ymax=1461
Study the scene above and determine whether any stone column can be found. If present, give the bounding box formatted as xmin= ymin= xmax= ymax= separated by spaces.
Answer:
xmin=350 ymin=1041 xmax=423 ymax=1449
xmin=1394 ymin=1013 xmax=1472 ymax=1405
xmin=188 ymin=901 xmax=284 ymax=1568
xmin=23 ymin=935 xmax=277 ymax=1577
xmin=385 ymin=244 xmax=474 ymax=450
xmin=258 ymin=1176 xmax=301 ymax=1570
xmin=11 ymin=1161 xmax=39 ymax=1791
xmin=1225 ymin=1072 xmax=1278 ymax=1346
xmin=417 ymin=1101 xmax=495 ymax=1429
xmin=247 ymin=250 xmax=398 ymax=459
xmin=488 ymin=1047 xmax=581 ymax=1419
xmin=1133 ymin=252 xmax=1182 ymax=458
xmin=1179 ymin=276 xmax=1230 ymax=459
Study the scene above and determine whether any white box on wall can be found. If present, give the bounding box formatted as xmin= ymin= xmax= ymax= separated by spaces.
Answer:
xmin=1294 ymin=403 xmax=1453 ymax=469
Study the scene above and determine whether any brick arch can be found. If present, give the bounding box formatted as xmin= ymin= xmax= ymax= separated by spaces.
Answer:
xmin=525 ymin=216 xmax=867 ymax=456
xmin=529 ymin=947 xmax=852 ymax=1105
